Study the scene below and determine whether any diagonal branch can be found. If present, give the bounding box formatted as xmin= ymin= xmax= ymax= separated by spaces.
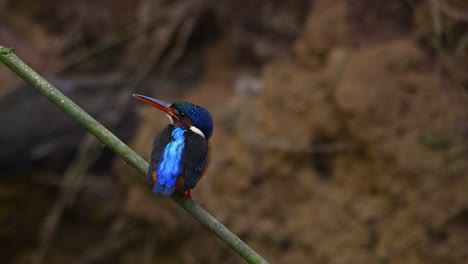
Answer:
xmin=0 ymin=45 xmax=269 ymax=264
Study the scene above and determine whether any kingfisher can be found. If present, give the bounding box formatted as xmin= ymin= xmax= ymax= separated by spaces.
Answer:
xmin=132 ymin=94 xmax=213 ymax=201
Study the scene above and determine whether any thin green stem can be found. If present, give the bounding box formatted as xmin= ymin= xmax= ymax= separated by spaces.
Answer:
xmin=0 ymin=45 xmax=269 ymax=264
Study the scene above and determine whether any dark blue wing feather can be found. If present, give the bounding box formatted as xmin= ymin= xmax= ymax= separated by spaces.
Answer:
xmin=181 ymin=130 xmax=208 ymax=190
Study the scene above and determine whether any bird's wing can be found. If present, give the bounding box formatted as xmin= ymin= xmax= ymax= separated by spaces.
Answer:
xmin=181 ymin=131 xmax=209 ymax=189
xmin=148 ymin=126 xmax=175 ymax=182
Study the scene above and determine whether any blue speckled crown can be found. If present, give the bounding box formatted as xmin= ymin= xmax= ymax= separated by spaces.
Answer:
xmin=172 ymin=102 xmax=213 ymax=139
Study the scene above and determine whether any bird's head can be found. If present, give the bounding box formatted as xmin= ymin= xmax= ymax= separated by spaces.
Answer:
xmin=133 ymin=94 xmax=213 ymax=139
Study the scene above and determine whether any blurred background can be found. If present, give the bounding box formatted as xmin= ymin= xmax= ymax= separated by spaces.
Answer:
xmin=1 ymin=0 xmax=468 ymax=263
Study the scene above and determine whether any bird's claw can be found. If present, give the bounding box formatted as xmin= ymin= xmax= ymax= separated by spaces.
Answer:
xmin=180 ymin=189 xmax=192 ymax=201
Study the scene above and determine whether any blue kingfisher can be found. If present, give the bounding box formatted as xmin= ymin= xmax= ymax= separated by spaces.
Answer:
xmin=133 ymin=94 xmax=213 ymax=200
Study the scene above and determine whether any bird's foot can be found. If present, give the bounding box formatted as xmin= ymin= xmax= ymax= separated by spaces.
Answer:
xmin=180 ymin=189 xmax=192 ymax=201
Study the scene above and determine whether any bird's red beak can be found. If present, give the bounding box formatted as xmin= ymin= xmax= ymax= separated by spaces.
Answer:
xmin=132 ymin=94 xmax=179 ymax=120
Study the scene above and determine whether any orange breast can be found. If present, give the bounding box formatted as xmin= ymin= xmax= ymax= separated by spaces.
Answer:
xmin=175 ymin=176 xmax=185 ymax=191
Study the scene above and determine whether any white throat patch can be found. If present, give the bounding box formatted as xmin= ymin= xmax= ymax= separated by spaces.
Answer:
xmin=190 ymin=126 xmax=205 ymax=138
xmin=166 ymin=114 xmax=174 ymax=125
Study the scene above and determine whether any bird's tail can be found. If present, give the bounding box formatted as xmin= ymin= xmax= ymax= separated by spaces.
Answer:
xmin=154 ymin=184 xmax=176 ymax=196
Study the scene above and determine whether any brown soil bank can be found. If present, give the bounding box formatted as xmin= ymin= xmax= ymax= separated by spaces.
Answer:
xmin=126 ymin=1 xmax=467 ymax=263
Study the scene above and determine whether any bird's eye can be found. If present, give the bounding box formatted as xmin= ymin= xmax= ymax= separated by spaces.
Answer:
xmin=180 ymin=112 xmax=186 ymax=118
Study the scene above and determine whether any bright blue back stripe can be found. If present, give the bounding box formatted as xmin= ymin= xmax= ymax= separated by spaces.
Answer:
xmin=154 ymin=128 xmax=185 ymax=195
